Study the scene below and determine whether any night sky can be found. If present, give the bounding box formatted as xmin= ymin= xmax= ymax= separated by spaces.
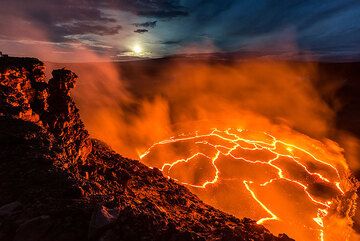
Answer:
xmin=1 ymin=0 xmax=360 ymax=62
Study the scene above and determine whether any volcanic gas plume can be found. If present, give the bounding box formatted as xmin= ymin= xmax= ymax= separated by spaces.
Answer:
xmin=67 ymin=59 xmax=359 ymax=241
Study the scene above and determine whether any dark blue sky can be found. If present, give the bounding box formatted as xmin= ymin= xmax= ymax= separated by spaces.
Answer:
xmin=1 ymin=0 xmax=359 ymax=61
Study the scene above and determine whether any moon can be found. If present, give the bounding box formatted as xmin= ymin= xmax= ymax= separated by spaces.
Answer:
xmin=132 ymin=44 xmax=142 ymax=55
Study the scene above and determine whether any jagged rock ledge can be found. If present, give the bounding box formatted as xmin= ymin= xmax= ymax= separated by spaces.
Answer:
xmin=0 ymin=56 xmax=294 ymax=241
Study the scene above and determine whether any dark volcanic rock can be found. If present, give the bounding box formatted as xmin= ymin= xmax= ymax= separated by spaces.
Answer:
xmin=0 ymin=57 xmax=91 ymax=164
xmin=0 ymin=57 xmax=46 ymax=123
xmin=0 ymin=56 xmax=294 ymax=241
xmin=44 ymin=68 xmax=92 ymax=163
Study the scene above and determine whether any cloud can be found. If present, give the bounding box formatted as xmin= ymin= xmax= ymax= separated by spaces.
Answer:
xmin=0 ymin=0 xmax=188 ymax=40
xmin=137 ymin=10 xmax=188 ymax=18
xmin=98 ymin=0 xmax=189 ymax=18
xmin=133 ymin=21 xmax=157 ymax=28
xmin=159 ymin=40 xmax=182 ymax=45
xmin=180 ymin=1 xmax=360 ymax=58
xmin=134 ymin=29 xmax=149 ymax=34
xmin=0 ymin=0 xmax=189 ymax=58
xmin=56 ymin=23 xmax=122 ymax=37
xmin=2 ymin=0 xmax=360 ymax=60
xmin=0 ymin=1 xmax=121 ymax=40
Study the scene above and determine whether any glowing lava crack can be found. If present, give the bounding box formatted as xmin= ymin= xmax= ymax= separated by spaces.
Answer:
xmin=139 ymin=128 xmax=352 ymax=241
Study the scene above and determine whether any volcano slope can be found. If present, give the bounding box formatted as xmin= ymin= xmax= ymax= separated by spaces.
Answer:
xmin=0 ymin=56 xmax=294 ymax=241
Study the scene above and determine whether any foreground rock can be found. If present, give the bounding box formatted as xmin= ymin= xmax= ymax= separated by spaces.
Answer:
xmin=0 ymin=56 xmax=294 ymax=241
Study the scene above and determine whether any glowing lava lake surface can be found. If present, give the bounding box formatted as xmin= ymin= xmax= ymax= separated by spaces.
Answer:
xmin=139 ymin=128 xmax=357 ymax=241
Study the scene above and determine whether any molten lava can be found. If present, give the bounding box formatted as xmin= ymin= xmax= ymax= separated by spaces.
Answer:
xmin=140 ymin=128 xmax=355 ymax=241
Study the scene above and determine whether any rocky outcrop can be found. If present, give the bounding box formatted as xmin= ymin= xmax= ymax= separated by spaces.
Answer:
xmin=0 ymin=57 xmax=46 ymax=122
xmin=0 ymin=56 xmax=294 ymax=241
xmin=44 ymin=69 xmax=92 ymax=163
xmin=0 ymin=57 xmax=91 ymax=164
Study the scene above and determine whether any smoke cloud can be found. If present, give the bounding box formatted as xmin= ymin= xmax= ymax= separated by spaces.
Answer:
xmin=73 ymin=59 xmax=335 ymax=157
xmin=60 ymin=56 xmax=359 ymax=241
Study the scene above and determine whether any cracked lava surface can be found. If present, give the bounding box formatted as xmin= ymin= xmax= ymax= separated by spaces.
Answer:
xmin=139 ymin=128 xmax=355 ymax=241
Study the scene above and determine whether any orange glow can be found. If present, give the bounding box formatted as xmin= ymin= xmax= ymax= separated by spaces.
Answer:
xmin=69 ymin=58 xmax=359 ymax=240
xmin=139 ymin=128 xmax=355 ymax=241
